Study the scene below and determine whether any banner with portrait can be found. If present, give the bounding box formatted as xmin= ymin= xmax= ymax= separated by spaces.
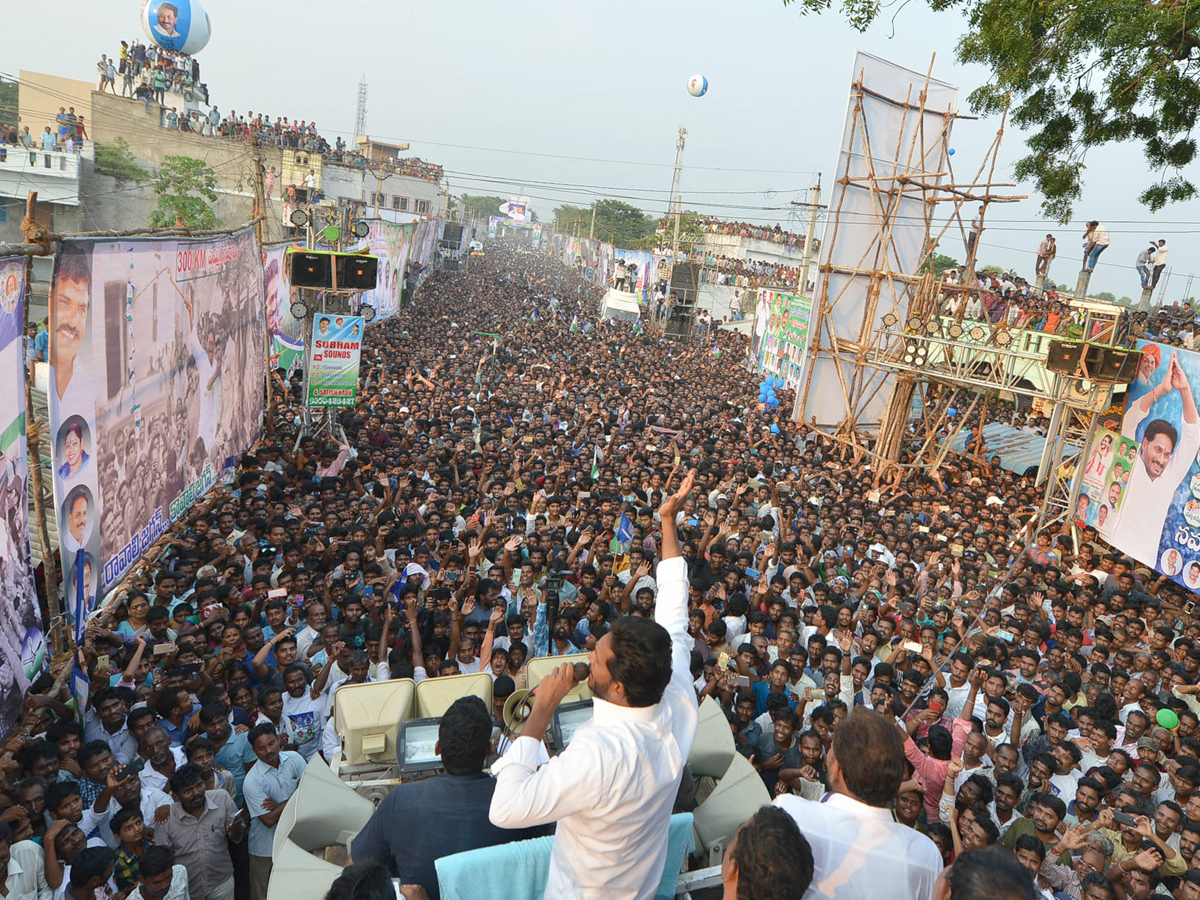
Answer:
xmin=263 ymin=243 xmax=304 ymax=376
xmin=48 ymin=230 xmax=265 ymax=604
xmin=415 ymin=219 xmax=448 ymax=267
xmin=353 ymin=221 xmax=412 ymax=321
xmin=1079 ymin=340 xmax=1200 ymax=590
xmin=0 ymin=258 xmax=45 ymax=735
xmin=306 ymin=314 xmax=363 ymax=408
xmin=750 ymin=288 xmax=813 ymax=390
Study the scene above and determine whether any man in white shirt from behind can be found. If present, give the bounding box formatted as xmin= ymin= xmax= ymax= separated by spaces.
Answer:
xmin=490 ymin=472 xmax=700 ymax=900
xmin=774 ymin=708 xmax=943 ymax=900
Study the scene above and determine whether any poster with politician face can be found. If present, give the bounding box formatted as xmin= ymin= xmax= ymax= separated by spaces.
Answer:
xmin=1085 ymin=339 xmax=1200 ymax=591
xmin=140 ymin=0 xmax=211 ymax=55
xmin=48 ymin=231 xmax=264 ymax=605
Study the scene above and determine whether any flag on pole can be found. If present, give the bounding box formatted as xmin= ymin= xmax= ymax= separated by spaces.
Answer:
xmin=570 ymin=313 xmax=579 ymax=333
xmin=632 ymin=315 xmax=643 ymax=335
xmin=612 ymin=511 xmax=634 ymax=556
xmin=581 ymin=320 xmax=594 ymax=335
xmin=616 ymin=512 xmax=633 ymax=545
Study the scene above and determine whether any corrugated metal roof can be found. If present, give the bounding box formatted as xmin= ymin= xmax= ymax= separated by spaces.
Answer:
xmin=950 ymin=422 xmax=1080 ymax=475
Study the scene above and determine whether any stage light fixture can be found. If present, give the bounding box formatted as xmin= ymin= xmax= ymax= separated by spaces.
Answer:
xmin=290 ymin=208 xmax=310 ymax=227
xmin=969 ymin=326 xmax=985 ymax=341
xmin=906 ymin=316 xmax=923 ymax=331
xmin=352 ymin=220 xmax=370 ymax=239
xmin=948 ymin=323 xmax=964 ymax=339
xmin=290 ymin=301 xmax=309 ymax=319
xmin=361 ymin=304 xmax=376 ymax=323
xmin=925 ymin=319 xmax=939 ymax=334
xmin=882 ymin=312 xmax=899 ymax=328
xmin=995 ymin=329 xmax=1012 ymax=347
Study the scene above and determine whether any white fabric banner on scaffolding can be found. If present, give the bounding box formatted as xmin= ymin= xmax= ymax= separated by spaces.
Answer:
xmin=802 ymin=52 xmax=959 ymax=428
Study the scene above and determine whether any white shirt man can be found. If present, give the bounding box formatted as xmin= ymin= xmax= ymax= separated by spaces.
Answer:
xmin=1112 ymin=358 xmax=1200 ymax=565
xmin=489 ymin=513 xmax=699 ymax=898
xmin=4 ymin=839 xmax=51 ymax=900
xmin=185 ymin=314 xmax=217 ymax=454
xmin=774 ymin=711 xmax=942 ymax=900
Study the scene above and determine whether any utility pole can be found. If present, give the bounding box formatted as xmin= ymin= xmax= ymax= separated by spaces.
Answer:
xmin=668 ymin=127 xmax=687 ymax=258
xmin=250 ymin=131 xmax=267 ymax=249
xmin=250 ymin=134 xmax=272 ymax=422
xmin=589 ymin=205 xmax=596 ymax=240
xmin=797 ymin=175 xmax=821 ymax=297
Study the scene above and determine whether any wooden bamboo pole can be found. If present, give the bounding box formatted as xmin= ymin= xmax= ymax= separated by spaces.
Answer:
xmin=21 ymin=192 xmax=63 ymax=655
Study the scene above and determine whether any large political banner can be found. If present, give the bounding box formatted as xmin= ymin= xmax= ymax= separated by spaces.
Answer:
xmin=306 ymin=314 xmax=363 ymax=407
xmin=0 ymin=258 xmax=45 ymax=735
xmin=354 ymin=221 xmax=412 ymax=321
xmin=411 ymin=219 xmax=442 ymax=267
xmin=749 ymin=288 xmax=813 ymax=390
xmin=49 ymin=231 xmax=265 ymax=603
xmin=1081 ymin=340 xmax=1200 ymax=590
xmin=264 ymin=244 xmax=304 ymax=375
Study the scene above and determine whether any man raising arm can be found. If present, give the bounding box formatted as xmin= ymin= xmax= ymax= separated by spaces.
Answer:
xmin=489 ymin=470 xmax=700 ymax=900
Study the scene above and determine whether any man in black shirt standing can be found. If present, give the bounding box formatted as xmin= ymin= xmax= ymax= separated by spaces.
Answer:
xmin=349 ymin=697 xmax=548 ymax=900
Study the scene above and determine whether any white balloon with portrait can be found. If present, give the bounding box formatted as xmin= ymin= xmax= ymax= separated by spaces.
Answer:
xmin=141 ymin=0 xmax=212 ymax=55
xmin=687 ymin=75 xmax=708 ymax=97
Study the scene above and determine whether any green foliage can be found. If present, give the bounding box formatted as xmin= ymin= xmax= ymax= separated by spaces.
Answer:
xmin=554 ymin=200 xmax=657 ymax=248
xmin=0 ymin=77 xmax=16 ymax=123
xmin=783 ymin=0 xmax=1200 ymax=221
xmin=458 ymin=194 xmax=508 ymax=222
xmin=150 ymin=156 xmax=219 ymax=230
xmin=1095 ymin=291 xmax=1117 ymax=303
xmin=93 ymin=138 xmax=147 ymax=182
xmin=922 ymin=252 xmax=960 ymax=276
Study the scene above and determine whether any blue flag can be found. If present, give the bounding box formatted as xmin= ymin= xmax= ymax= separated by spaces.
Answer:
xmin=616 ymin=512 xmax=633 ymax=545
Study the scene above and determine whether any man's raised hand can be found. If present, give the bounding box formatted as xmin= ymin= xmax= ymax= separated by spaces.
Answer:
xmin=658 ymin=468 xmax=696 ymax=521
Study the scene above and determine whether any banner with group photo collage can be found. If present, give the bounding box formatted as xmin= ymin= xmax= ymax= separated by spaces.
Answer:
xmin=48 ymin=230 xmax=265 ymax=606
xmin=306 ymin=314 xmax=363 ymax=407
xmin=1078 ymin=340 xmax=1200 ymax=591
xmin=750 ymin=288 xmax=814 ymax=390
xmin=0 ymin=258 xmax=46 ymax=737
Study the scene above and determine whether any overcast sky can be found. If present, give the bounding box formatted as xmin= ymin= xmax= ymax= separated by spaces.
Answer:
xmin=4 ymin=0 xmax=1196 ymax=299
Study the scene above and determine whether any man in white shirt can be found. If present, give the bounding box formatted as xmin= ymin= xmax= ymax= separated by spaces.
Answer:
xmin=183 ymin=293 xmax=217 ymax=455
xmin=1152 ymin=239 xmax=1169 ymax=289
xmin=0 ymin=826 xmax=51 ymax=900
xmin=489 ymin=472 xmax=700 ymax=899
xmin=1112 ymin=351 xmax=1199 ymax=565
xmin=48 ymin=245 xmax=93 ymax=416
xmin=774 ymin=708 xmax=942 ymax=900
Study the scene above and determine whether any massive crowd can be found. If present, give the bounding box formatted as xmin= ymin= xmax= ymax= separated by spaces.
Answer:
xmin=93 ymin=39 xmax=444 ymax=184
xmin=685 ymin=218 xmax=810 ymax=250
xmin=5 ymin=241 xmax=1200 ymax=900
xmin=943 ymin=265 xmax=1199 ymax=352
xmin=698 ymin=254 xmax=802 ymax=290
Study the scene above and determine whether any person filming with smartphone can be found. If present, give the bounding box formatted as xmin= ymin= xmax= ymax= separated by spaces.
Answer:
xmin=489 ymin=471 xmax=701 ymax=900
